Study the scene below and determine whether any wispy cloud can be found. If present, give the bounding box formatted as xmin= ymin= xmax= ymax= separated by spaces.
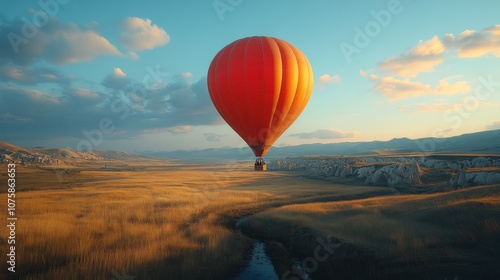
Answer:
xmin=145 ymin=125 xmax=193 ymax=134
xmin=399 ymin=99 xmax=499 ymax=113
xmin=399 ymin=102 xmax=461 ymax=113
xmin=370 ymin=75 xmax=471 ymax=101
xmin=1 ymin=85 xmax=62 ymax=106
xmin=359 ymin=69 xmax=372 ymax=77
xmin=166 ymin=126 xmax=192 ymax=134
xmin=0 ymin=64 xmax=71 ymax=85
xmin=487 ymin=120 xmax=500 ymax=130
xmin=290 ymin=129 xmax=360 ymax=139
xmin=204 ymin=133 xmax=225 ymax=142
xmin=179 ymin=72 xmax=193 ymax=79
xmin=66 ymin=88 xmax=101 ymax=102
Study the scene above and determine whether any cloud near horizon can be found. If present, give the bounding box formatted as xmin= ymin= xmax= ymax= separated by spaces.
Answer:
xmin=487 ymin=120 xmax=500 ymax=130
xmin=290 ymin=129 xmax=360 ymax=139
xmin=0 ymin=72 xmax=221 ymax=142
xmin=204 ymin=133 xmax=225 ymax=142
xmin=399 ymin=99 xmax=499 ymax=113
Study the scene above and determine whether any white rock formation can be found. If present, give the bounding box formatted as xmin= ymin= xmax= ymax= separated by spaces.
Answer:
xmin=364 ymin=163 xmax=421 ymax=187
xmin=269 ymin=156 xmax=500 ymax=188
xmin=450 ymin=168 xmax=500 ymax=188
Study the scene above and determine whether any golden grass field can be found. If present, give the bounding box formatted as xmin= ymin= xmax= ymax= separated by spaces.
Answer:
xmin=0 ymin=157 xmax=499 ymax=279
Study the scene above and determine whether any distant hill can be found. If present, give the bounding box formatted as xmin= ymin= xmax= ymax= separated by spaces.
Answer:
xmin=0 ymin=141 xmax=144 ymax=164
xmin=144 ymin=129 xmax=500 ymax=159
xmin=2 ymin=129 xmax=499 ymax=163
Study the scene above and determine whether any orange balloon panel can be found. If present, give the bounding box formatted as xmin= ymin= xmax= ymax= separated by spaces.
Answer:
xmin=207 ymin=36 xmax=314 ymax=157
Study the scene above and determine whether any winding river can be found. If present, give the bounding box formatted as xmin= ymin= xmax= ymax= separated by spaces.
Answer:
xmin=233 ymin=215 xmax=312 ymax=280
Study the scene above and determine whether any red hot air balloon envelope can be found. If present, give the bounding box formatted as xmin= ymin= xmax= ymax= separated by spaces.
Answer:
xmin=207 ymin=36 xmax=314 ymax=170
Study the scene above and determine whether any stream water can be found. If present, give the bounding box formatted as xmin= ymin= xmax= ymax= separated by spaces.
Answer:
xmin=233 ymin=241 xmax=278 ymax=280
xmin=233 ymin=215 xmax=314 ymax=280
xmin=233 ymin=216 xmax=279 ymax=280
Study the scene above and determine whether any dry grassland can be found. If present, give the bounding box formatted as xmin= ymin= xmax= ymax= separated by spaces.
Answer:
xmin=1 ymin=157 xmax=498 ymax=279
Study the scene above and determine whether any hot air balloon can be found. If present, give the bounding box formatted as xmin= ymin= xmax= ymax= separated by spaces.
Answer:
xmin=207 ymin=36 xmax=314 ymax=170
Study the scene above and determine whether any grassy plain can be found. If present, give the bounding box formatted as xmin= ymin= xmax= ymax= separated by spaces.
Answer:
xmin=241 ymin=182 xmax=500 ymax=279
xmin=0 ymin=157 xmax=498 ymax=279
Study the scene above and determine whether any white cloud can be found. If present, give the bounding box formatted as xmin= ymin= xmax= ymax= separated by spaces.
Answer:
xmin=114 ymin=67 xmax=127 ymax=77
xmin=167 ymin=126 xmax=192 ymax=134
xmin=102 ymin=67 xmax=130 ymax=89
xmin=370 ymin=75 xmax=432 ymax=101
xmin=120 ymin=17 xmax=170 ymax=51
xmin=370 ymin=75 xmax=471 ymax=101
xmin=377 ymin=36 xmax=445 ymax=78
xmin=180 ymin=72 xmax=193 ymax=79
xmin=290 ymin=129 xmax=360 ymax=139
xmin=434 ymin=77 xmax=472 ymax=95
xmin=375 ymin=25 xmax=500 ymax=80
xmin=0 ymin=16 xmax=121 ymax=65
xmin=319 ymin=73 xmax=341 ymax=84
xmin=48 ymin=26 xmax=122 ymax=64
xmin=451 ymin=25 xmax=500 ymax=58
xmin=70 ymin=88 xmax=101 ymax=100
xmin=359 ymin=69 xmax=368 ymax=77
xmin=128 ymin=51 xmax=140 ymax=60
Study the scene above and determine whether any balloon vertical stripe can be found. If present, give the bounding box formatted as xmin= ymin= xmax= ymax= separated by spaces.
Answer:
xmin=208 ymin=36 xmax=313 ymax=157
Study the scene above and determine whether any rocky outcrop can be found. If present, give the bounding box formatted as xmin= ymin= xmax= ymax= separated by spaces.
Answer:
xmin=363 ymin=163 xmax=421 ymax=187
xmin=349 ymin=156 xmax=500 ymax=169
xmin=269 ymin=156 xmax=500 ymax=188
xmin=450 ymin=168 xmax=500 ymax=188
xmin=0 ymin=154 xmax=13 ymax=163
xmin=269 ymin=158 xmax=423 ymax=187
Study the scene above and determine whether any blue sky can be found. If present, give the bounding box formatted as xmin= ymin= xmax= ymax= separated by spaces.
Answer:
xmin=1 ymin=0 xmax=499 ymax=153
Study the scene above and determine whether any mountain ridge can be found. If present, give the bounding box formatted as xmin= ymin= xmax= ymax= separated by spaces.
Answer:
xmin=144 ymin=129 xmax=500 ymax=159
xmin=1 ymin=129 xmax=499 ymax=162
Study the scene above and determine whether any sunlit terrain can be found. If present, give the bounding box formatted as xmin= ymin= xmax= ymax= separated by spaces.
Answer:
xmin=1 ymin=154 xmax=499 ymax=279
